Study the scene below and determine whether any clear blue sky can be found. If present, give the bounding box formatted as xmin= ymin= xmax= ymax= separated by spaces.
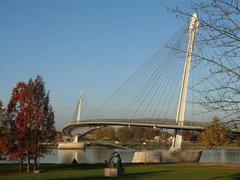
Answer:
xmin=0 ymin=0 xmax=187 ymax=130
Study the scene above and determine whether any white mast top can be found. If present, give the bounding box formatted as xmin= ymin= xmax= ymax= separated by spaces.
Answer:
xmin=76 ymin=92 xmax=83 ymax=122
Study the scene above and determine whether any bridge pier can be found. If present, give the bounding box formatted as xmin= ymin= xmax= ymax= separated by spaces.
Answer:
xmin=170 ymin=129 xmax=183 ymax=151
xmin=73 ymin=135 xmax=79 ymax=143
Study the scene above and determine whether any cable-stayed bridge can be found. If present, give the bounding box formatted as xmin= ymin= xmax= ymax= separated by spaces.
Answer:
xmin=63 ymin=119 xmax=206 ymax=140
xmin=62 ymin=14 xmax=240 ymax=151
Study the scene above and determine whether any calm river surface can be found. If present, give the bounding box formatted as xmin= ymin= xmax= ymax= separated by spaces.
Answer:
xmin=1 ymin=148 xmax=240 ymax=164
xmin=39 ymin=148 xmax=240 ymax=164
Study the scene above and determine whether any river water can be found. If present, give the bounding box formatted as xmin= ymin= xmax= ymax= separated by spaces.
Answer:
xmin=1 ymin=148 xmax=240 ymax=164
xmin=41 ymin=148 xmax=240 ymax=164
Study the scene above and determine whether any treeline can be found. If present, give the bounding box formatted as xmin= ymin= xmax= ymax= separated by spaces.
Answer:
xmin=92 ymin=127 xmax=171 ymax=142
xmin=0 ymin=75 xmax=56 ymax=172
xmin=91 ymin=120 xmax=232 ymax=149
xmin=91 ymin=126 xmax=208 ymax=143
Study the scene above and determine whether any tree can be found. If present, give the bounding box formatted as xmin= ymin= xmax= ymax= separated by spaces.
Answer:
xmin=0 ymin=101 xmax=7 ymax=159
xmin=93 ymin=127 xmax=115 ymax=140
xmin=116 ymin=127 xmax=134 ymax=142
xmin=30 ymin=76 xmax=56 ymax=171
xmin=6 ymin=81 xmax=29 ymax=172
xmin=169 ymin=0 xmax=240 ymax=127
xmin=202 ymin=117 xmax=230 ymax=149
xmin=183 ymin=131 xmax=200 ymax=142
xmin=159 ymin=131 xmax=171 ymax=142
xmin=132 ymin=127 xmax=145 ymax=142
xmin=143 ymin=128 xmax=159 ymax=140
xmin=0 ymin=101 xmax=5 ymax=122
xmin=6 ymin=75 xmax=56 ymax=172
xmin=115 ymin=127 xmax=160 ymax=142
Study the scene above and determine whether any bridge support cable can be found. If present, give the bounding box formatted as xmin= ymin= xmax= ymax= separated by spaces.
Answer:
xmin=77 ymin=13 xmax=236 ymax=127
xmin=121 ymin=33 xmax=188 ymax=120
xmin=116 ymin=33 xmax=188 ymax=121
xmin=127 ymin=48 xmax=185 ymax=120
xmin=64 ymin=13 xmax=240 ymax=140
xmin=144 ymin=37 xmax=189 ymax=120
xmin=121 ymin=46 xmax=182 ymax=119
xmin=85 ymin=24 xmax=191 ymax=122
xmin=77 ymin=15 xmax=221 ymax=127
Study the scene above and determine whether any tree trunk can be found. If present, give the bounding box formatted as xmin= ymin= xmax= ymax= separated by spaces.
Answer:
xmin=33 ymin=156 xmax=37 ymax=172
xmin=19 ymin=158 xmax=23 ymax=173
xmin=26 ymin=155 xmax=30 ymax=173
xmin=33 ymin=129 xmax=39 ymax=172
xmin=27 ymin=126 xmax=31 ymax=173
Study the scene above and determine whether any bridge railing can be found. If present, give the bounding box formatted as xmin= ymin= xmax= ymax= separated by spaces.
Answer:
xmin=70 ymin=118 xmax=209 ymax=127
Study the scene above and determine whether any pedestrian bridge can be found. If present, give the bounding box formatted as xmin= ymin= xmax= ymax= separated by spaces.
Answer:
xmin=63 ymin=119 xmax=206 ymax=138
xmin=63 ymin=119 xmax=240 ymax=139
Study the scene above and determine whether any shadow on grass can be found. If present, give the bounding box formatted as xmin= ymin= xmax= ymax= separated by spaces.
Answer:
xmin=126 ymin=170 xmax=173 ymax=176
xmin=0 ymin=163 xmax=106 ymax=176
xmin=210 ymin=173 xmax=240 ymax=180
xmin=49 ymin=170 xmax=173 ymax=180
xmin=0 ymin=164 xmax=24 ymax=174
xmin=39 ymin=163 xmax=106 ymax=172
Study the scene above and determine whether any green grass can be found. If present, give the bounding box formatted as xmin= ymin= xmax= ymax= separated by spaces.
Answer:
xmin=0 ymin=163 xmax=239 ymax=180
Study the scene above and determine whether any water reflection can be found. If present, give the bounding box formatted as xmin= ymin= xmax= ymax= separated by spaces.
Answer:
xmin=57 ymin=147 xmax=135 ymax=164
xmin=51 ymin=148 xmax=240 ymax=164
xmin=1 ymin=148 xmax=240 ymax=164
xmin=200 ymin=149 xmax=240 ymax=164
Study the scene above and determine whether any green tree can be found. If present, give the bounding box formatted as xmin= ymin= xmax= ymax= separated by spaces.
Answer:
xmin=31 ymin=76 xmax=56 ymax=171
xmin=202 ymin=117 xmax=230 ymax=149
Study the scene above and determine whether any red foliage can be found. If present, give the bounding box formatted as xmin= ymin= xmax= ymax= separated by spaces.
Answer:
xmin=4 ymin=75 xmax=56 ymax=165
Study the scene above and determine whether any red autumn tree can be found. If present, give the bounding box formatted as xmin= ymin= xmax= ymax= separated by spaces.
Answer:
xmin=7 ymin=82 xmax=31 ymax=172
xmin=0 ymin=101 xmax=8 ymax=159
xmin=6 ymin=75 xmax=56 ymax=172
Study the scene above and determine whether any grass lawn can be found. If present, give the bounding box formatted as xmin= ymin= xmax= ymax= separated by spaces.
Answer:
xmin=0 ymin=163 xmax=239 ymax=180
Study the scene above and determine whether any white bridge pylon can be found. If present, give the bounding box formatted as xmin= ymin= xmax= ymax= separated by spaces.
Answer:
xmin=73 ymin=92 xmax=83 ymax=143
xmin=171 ymin=14 xmax=199 ymax=150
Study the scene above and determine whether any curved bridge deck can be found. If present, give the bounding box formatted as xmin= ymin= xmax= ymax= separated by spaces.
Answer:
xmin=63 ymin=119 xmax=206 ymax=137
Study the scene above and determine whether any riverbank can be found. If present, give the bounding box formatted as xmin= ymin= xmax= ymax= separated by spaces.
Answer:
xmin=0 ymin=163 xmax=239 ymax=179
xmin=88 ymin=140 xmax=240 ymax=150
xmin=51 ymin=140 xmax=240 ymax=150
